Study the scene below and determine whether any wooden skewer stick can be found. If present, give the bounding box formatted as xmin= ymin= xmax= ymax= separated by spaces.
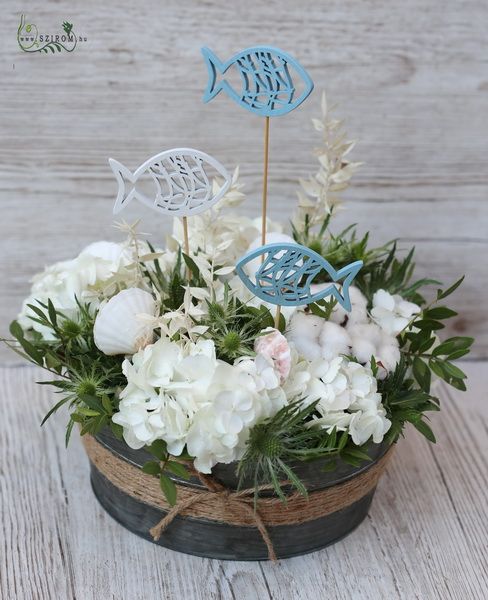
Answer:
xmin=274 ymin=304 xmax=281 ymax=329
xmin=261 ymin=116 xmax=270 ymax=252
xmin=182 ymin=216 xmax=191 ymax=280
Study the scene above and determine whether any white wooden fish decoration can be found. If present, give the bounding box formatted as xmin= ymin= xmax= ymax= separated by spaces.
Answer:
xmin=109 ymin=148 xmax=231 ymax=216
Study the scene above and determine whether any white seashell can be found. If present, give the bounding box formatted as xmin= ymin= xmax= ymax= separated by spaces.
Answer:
xmin=94 ymin=288 xmax=157 ymax=355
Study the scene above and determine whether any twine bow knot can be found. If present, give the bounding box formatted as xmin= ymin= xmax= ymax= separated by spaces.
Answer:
xmin=149 ymin=470 xmax=278 ymax=561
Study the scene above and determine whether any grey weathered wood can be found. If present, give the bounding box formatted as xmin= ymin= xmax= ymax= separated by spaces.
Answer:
xmin=0 ymin=0 xmax=487 ymax=361
xmin=0 ymin=362 xmax=487 ymax=599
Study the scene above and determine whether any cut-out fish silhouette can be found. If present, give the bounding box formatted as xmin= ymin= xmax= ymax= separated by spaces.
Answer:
xmin=236 ymin=243 xmax=363 ymax=310
xmin=202 ymin=46 xmax=314 ymax=117
xmin=109 ymin=148 xmax=231 ymax=216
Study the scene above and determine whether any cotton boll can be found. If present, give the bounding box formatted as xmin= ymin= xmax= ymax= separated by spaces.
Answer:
xmin=288 ymin=311 xmax=323 ymax=341
xmin=286 ymin=311 xmax=324 ymax=360
xmin=347 ymin=323 xmax=383 ymax=348
xmin=371 ymin=288 xmax=420 ymax=335
xmin=334 ymin=285 xmax=368 ymax=323
xmin=290 ymin=336 xmax=323 ymax=361
xmin=375 ymin=342 xmax=401 ymax=375
xmin=350 ymin=336 xmax=377 ymax=365
xmin=396 ymin=298 xmax=421 ymax=319
xmin=318 ymin=322 xmax=351 ymax=361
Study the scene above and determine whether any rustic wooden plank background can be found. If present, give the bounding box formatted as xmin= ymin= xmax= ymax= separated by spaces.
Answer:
xmin=1 ymin=0 xmax=487 ymax=361
xmin=1 ymin=362 xmax=486 ymax=599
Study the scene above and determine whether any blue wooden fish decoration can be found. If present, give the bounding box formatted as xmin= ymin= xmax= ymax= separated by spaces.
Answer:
xmin=236 ymin=243 xmax=363 ymax=311
xmin=202 ymin=46 xmax=314 ymax=117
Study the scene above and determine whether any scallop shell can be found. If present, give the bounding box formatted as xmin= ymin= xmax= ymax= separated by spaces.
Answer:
xmin=94 ymin=288 xmax=157 ymax=355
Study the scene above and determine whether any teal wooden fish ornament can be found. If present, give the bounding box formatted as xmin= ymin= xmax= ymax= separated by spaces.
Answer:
xmin=236 ymin=243 xmax=363 ymax=311
xmin=202 ymin=46 xmax=314 ymax=117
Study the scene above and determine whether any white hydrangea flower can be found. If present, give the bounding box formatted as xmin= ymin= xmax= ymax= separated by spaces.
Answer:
xmin=112 ymin=336 xmax=285 ymax=472
xmin=349 ymin=408 xmax=391 ymax=446
xmin=185 ymin=364 xmax=270 ymax=472
xmin=281 ymin=346 xmax=314 ymax=401
xmin=18 ymin=241 xmax=135 ymax=339
xmin=371 ymin=289 xmax=421 ymax=336
xmin=292 ymin=356 xmax=391 ymax=446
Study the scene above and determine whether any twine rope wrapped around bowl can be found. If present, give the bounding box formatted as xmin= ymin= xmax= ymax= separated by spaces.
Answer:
xmin=83 ymin=435 xmax=394 ymax=561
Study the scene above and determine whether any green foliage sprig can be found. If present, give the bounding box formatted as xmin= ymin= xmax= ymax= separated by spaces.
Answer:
xmin=293 ymin=216 xmax=440 ymax=305
xmin=202 ymin=283 xmax=276 ymax=361
xmin=5 ymin=298 xmax=124 ymax=444
xmin=237 ymin=400 xmax=373 ymax=505
xmin=142 ymin=440 xmax=192 ymax=506
xmin=399 ymin=276 xmax=473 ymax=392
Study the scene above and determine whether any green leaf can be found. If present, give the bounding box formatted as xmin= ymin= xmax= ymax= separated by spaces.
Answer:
xmin=417 ymin=336 xmax=436 ymax=354
xmin=9 ymin=320 xmax=24 ymax=341
xmin=47 ymin=299 xmax=58 ymax=327
xmin=413 ymin=319 xmax=445 ymax=331
xmin=19 ymin=338 xmax=44 ymax=366
xmin=182 ymin=253 xmax=200 ymax=280
xmin=8 ymin=322 xmax=44 ymax=366
xmin=45 ymin=351 xmax=62 ymax=370
xmin=80 ymin=420 xmax=94 ymax=436
xmin=101 ymin=395 xmax=113 ymax=415
xmin=110 ymin=422 xmax=124 ymax=440
xmin=446 ymin=349 xmax=471 ymax=361
xmin=307 ymin=302 xmax=327 ymax=319
xmin=77 ymin=407 xmax=101 ymax=417
xmin=437 ymin=276 xmax=464 ymax=300
xmin=412 ymin=357 xmax=431 ymax=392
xmin=321 ymin=460 xmax=337 ymax=472
xmin=432 ymin=336 xmax=474 ymax=357
xmin=424 ymin=307 xmax=457 ymax=320
xmin=166 ymin=461 xmax=191 ymax=480
xmin=277 ymin=459 xmax=308 ymax=498
xmin=449 ymin=378 xmax=467 ymax=391
xmin=41 ymin=397 xmax=70 ymax=426
xmin=142 ymin=461 xmax=161 ymax=475
xmin=429 ymin=359 xmax=447 ymax=380
xmin=79 ymin=394 xmax=104 ymax=413
xmin=65 ymin=418 xmax=75 ymax=447
xmin=370 ymin=356 xmax=378 ymax=377
xmin=338 ymin=430 xmax=349 ymax=451
xmin=342 ymin=447 xmax=371 ymax=463
xmin=413 ymin=419 xmax=436 ymax=443
xmin=159 ymin=474 xmax=177 ymax=506
xmin=148 ymin=439 xmax=168 ymax=460
xmin=442 ymin=361 xmax=467 ymax=380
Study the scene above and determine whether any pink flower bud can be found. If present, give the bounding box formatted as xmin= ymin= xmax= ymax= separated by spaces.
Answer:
xmin=254 ymin=327 xmax=291 ymax=384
